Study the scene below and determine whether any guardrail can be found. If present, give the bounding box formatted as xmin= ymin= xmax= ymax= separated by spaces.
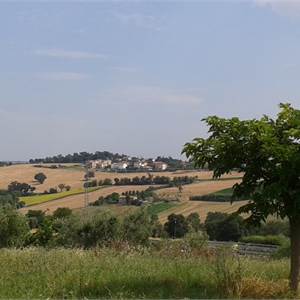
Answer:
xmin=208 ymin=241 xmax=279 ymax=256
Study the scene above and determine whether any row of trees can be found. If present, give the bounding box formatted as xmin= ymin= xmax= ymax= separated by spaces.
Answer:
xmin=84 ymin=175 xmax=198 ymax=188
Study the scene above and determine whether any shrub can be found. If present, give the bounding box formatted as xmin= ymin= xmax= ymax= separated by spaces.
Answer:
xmin=76 ymin=213 xmax=120 ymax=248
xmin=122 ymin=210 xmax=153 ymax=245
xmin=164 ymin=214 xmax=189 ymax=238
xmin=240 ymin=235 xmax=288 ymax=246
xmin=0 ymin=190 xmax=24 ymax=208
xmin=53 ymin=207 xmax=72 ymax=219
xmin=26 ymin=210 xmax=46 ymax=229
xmin=0 ymin=208 xmax=30 ymax=248
xmin=205 ymin=212 xmax=246 ymax=241
xmin=257 ymin=220 xmax=290 ymax=237
xmin=49 ymin=188 xmax=58 ymax=194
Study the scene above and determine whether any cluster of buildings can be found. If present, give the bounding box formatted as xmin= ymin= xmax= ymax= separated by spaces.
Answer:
xmin=86 ymin=158 xmax=168 ymax=171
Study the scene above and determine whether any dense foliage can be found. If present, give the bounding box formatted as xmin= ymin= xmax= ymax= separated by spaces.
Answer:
xmin=183 ymin=103 xmax=300 ymax=291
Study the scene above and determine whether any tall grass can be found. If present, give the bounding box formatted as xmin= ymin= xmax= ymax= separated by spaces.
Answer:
xmin=0 ymin=247 xmax=291 ymax=299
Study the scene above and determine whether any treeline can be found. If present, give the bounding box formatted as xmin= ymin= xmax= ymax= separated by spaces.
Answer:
xmin=155 ymin=156 xmax=194 ymax=170
xmin=84 ymin=175 xmax=198 ymax=188
xmin=90 ymin=189 xmax=156 ymax=207
xmin=29 ymin=151 xmax=128 ymax=164
xmin=0 ymin=162 xmax=12 ymax=167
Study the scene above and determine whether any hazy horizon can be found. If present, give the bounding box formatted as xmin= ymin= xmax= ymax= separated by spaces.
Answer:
xmin=1 ymin=1 xmax=300 ymax=161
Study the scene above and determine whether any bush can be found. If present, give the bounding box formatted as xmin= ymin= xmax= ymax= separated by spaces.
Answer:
xmin=122 ymin=210 xmax=153 ymax=245
xmin=205 ymin=212 xmax=246 ymax=241
xmin=0 ymin=190 xmax=25 ymax=208
xmin=240 ymin=235 xmax=288 ymax=246
xmin=164 ymin=214 xmax=189 ymax=238
xmin=26 ymin=210 xmax=46 ymax=229
xmin=53 ymin=207 xmax=72 ymax=219
xmin=257 ymin=220 xmax=290 ymax=237
xmin=0 ymin=208 xmax=30 ymax=248
xmin=76 ymin=213 xmax=120 ymax=248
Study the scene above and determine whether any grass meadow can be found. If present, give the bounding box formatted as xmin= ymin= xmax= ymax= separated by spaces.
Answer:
xmin=0 ymin=247 xmax=291 ymax=299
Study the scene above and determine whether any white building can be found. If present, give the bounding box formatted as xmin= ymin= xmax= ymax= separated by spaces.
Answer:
xmin=153 ymin=161 xmax=168 ymax=171
xmin=87 ymin=159 xmax=112 ymax=169
xmin=111 ymin=162 xmax=128 ymax=170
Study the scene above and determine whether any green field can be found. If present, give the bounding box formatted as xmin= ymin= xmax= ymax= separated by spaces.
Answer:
xmin=213 ymin=188 xmax=233 ymax=196
xmin=20 ymin=187 xmax=101 ymax=206
xmin=0 ymin=248 xmax=290 ymax=299
xmin=147 ymin=201 xmax=176 ymax=215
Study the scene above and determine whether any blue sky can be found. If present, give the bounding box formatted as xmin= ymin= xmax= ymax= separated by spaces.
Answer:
xmin=1 ymin=0 xmax=300 ymax=160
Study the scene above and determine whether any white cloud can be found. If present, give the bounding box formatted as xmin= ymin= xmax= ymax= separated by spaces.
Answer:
xmin=100 ymin=85 xmax=203 ymax=105
xmin=34 ymin=49 xmax=108 ymax=59
xmin=254 ymin=0 xmax=300 ymax=18
xmin=112 ymin=12 xmax=162 ymax=31
xmin=36 ymin=72 xmax=89 ymax=81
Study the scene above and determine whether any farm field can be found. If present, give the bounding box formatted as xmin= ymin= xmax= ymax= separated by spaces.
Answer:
xmin=20 ymin=185 xmax=153 ymax=214
xmin=1 ymin=164 xmax=246 ymax=221
xmin=20 ymin=187 xmax=101 ymax=206
xmin=156 ymin=179 xmax=245 ymax=222
xmin=0 ymin=164 xmax=240 ymax=192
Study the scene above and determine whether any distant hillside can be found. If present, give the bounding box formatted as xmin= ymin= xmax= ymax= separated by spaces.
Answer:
xmin=29 ymin=151 xmax=128 ymax=164
xmin=29 ymin=152 xmax=193 ymax=170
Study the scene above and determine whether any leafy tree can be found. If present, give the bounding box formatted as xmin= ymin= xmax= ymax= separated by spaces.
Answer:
xmin=183 ymin=103 xmax=300 ymax=292
xmin=103 ymin=178 xmax=113 ymax=186
xmin=205 ymin=212 xmax=245 ymax=241
xmin=48 ymin=188 xmax=58 ymax=194
xmin=0 ymin=208 xmax=29 ymax=247
xmin=0 ymin=190 xmax=24 ymax=208
xmin=58 ymin=184 xmax=65 ymax=192
xmin=65 ymin=185 xmax=71 ymax=191
xmin=7 ymin=181 xmax=35 ymax=196
xmin=164 ymin=213 xmax=189 ymax=238
xmin=26 ymin=210 xmax=46 ymax=229
xmin=76 ymin=214 xmax=120 ymax=248
xmin=53 ymin=207 xmax=72 ymax=219
xmin=122 ymin=210 xmax=153 ymax=245
xmin=187 ymin=212 xmax=201 ymax=232
xmin=84 ymin=170 xmax=95 ymax=180
xmin=34 ymin=172 xmax=47 ymax=184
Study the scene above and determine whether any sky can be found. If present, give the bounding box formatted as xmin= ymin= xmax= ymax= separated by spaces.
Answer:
xmin=1 ymin=0 xmax=300 ymax=161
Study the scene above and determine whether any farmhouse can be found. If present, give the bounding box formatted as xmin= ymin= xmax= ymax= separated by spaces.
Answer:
xmin=153 ymin=161 xmax=168 ymax=171
xmin=87 ymin=159 xmax=112 ymax=169
xmin=111 ymin=162 xmax=128 ymax=170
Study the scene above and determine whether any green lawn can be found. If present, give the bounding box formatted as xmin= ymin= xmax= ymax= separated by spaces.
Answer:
xmin=147 ymin=202 xmax=176 ymax=215
xmin=20 ymin=187 xmax=101 ymax=206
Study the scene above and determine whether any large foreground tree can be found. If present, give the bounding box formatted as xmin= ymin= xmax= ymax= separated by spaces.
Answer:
xmin=183 ymin=103 xmax=300 ymax=292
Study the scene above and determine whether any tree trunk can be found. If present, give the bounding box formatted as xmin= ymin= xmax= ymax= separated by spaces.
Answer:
xmin=289 ymin=218 xmax=300 ymax=293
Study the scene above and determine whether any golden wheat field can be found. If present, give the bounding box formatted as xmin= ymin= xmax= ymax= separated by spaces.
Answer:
xmin=1 ymin=164 xmax=245 ymax=220
xmin=157 ymin=179 xmax=246 ymax=222
xmin=0 ymin=164 xmax=240 ymax=192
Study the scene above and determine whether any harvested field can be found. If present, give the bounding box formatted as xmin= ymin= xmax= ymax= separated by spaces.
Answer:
xmin=0 ymin=164 xmax=241 ymax=193
xmin=156 ymin=179 xmax=246 ymax=222
xmin=20 ymin=185 xmax=153 ymax=214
